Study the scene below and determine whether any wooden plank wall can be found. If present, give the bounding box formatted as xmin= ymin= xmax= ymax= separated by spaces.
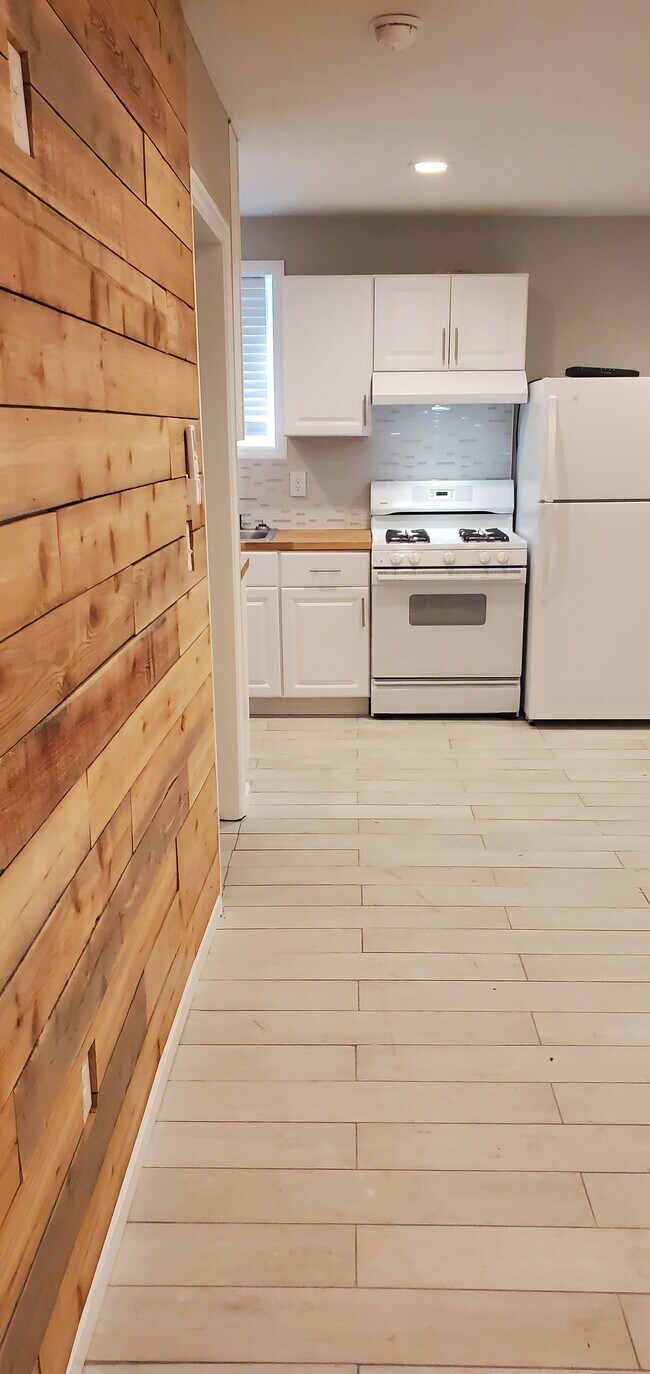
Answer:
xmin=0 ymin=1 xmax=221 ymax=1370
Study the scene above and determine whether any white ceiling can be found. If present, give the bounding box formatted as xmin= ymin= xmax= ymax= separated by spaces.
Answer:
xmin=184 ymin=0 xmax=650 ymax=217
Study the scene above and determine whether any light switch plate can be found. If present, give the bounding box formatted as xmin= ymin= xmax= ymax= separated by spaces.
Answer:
xmin=290 ymin=470 xmax=307 ymax=498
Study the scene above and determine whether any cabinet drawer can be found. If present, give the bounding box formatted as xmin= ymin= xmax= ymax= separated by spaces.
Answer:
xmin=280 ymin=551 xmax=370 ymax=587
xmin=246 ymin=551 xmax=279 ymax=587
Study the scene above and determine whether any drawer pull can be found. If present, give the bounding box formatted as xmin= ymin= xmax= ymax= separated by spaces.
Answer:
xmin=309 ymin=567 xmax=342 ymax=573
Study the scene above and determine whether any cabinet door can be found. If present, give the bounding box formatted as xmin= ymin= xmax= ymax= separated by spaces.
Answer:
xmin=246 ymin=587 xmax=282 ymax=696
xmin=450 ymin=274 xmax=528 ymax=371
xmin=283 ymin=276 xmax=373 ymax=436
xmin=374 ymin=275 xmax=451 ymax=371
xmin=281 ymin=588 xmax=370 ymax=696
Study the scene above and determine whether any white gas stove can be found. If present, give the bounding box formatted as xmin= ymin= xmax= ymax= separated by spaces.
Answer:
xmin=370 ymin=479 xmax=528 ymax=715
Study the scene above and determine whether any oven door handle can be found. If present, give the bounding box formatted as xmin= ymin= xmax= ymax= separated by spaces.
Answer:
xmin=374 ymin=568 xmax=526 ymax=583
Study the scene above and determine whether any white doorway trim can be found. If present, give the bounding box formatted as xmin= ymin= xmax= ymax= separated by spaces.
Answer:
xmin=191 ymin=170 xmax=249 ymax=820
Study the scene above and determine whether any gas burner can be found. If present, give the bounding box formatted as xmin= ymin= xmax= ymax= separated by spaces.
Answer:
xmin=459 ymin=527 xmax=510 ymax=544
xmin=386 ymin=528 xmax=431 ymax=544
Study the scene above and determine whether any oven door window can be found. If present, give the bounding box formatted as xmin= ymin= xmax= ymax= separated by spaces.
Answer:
xmin=409 ymin=592 xmax=487 ymax=627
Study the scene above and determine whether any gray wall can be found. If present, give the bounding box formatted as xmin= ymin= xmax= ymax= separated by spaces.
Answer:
xmin=242 ymin=215 xmax=650 ymax=379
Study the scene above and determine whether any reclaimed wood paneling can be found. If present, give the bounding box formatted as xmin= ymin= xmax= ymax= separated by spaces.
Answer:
xmin=0 ymin=513 xmax=62 ymax=642
xmin=0 ymin=571 xmax=136 ymax=755
xmin=57 ymin=481 xmax=188 ymax=599
xmin=7 ymin=0 xmax=146 ymax=198
xmin=0 ymin=609 xmax=179 ymax=871
xmin=0 ymin=6 xmax=221 ymax=1366
xmin=0 ymin=410 xmax=186 ymax=523
xmin=0 ymin=175 xmax=196 ymax=362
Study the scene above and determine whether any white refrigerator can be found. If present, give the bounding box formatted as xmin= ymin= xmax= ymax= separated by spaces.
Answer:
xmin=516 ymin=377 xmax=650 ymax=721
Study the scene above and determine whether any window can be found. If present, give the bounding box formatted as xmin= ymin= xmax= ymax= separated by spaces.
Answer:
xmin=238 ymin=260 xmax=285 ymax=458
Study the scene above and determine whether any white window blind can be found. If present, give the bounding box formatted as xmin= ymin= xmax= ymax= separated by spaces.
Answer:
xmin=241 ymin=272 xmax=275 ymax=446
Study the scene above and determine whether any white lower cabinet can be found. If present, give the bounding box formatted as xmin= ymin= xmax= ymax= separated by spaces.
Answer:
xmin=246 ymin=551 xmax=370 ymax=700
xmin=281 ymin=586 xmax=370 ymax=696
xmin=246 ymin=586 xmax=282 ymax=696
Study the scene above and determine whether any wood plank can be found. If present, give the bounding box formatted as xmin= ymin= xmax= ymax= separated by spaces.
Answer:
xmin=177 ymin=576 xmax=210 ymax=654
xmin=102 ymin=327 xmax=199 ymax=418
xmin=38 ymin=930 xmax=193 ymax=1374
xmin=0 ymin=174 xmax=195 ymax=360
xmin=0 ymin=777 xmax=90 ymax=994
xmin=91 ymin=846 xmax=177 ymax=1082
xmin=57 ymin=480 xmax=188 ymax=600
xmin=0 ymin=609 xmax=178 ymax=872
xmin=0 ymin=1098 xmax=20 ymax=1228
xmin=12 ymin=774 xmax=186 ymax=1168
xmin=164 ymin=289 xmax=197 ymax=362
xmin=7 ymin=0 xmax=146 ymax=197
xmin=130 ymin=675 xmax=213 ymax=846
xmin=113 ymin=0 xmax=187 ymax=130
xmin=188 ymin=718 xmax=216 ymax=808
xmin=0 ymin=87 xmax=125 ymax=260
xmin=0 ymin=798 xmax=132 ymax=1105
xmin=0 ymin=570 xmax=135 ymax=756
xmin=144 ymin=134 xmax=192 ymax=247
xmin=133 ymin=529 xmax=206 ymax=633
xmin=0 ymin=1059 xmax=85 ymax=1342
xmin=143 ymin=891 xmax=183 ymax=1017
xmin=1 ymin=980 xmax=148 ymax=1374
xmin=87 ymin=626 xmax=211 ymax=840
xmin=0 ymin=90 xmax=193 ymax=302
xmin=0 ymin=410 xmax=179 ymax=522
xmin=0 ymin=512 xmax=62 ymax=642
xmin=0 ymin=290 xmax=104 ymax=411
xmin=47 ymin=0 xmax=190 ymax=187
xmin=0 ymin=293 xmax=198 ymax=413
xmin=176 ymin=766 xmax=219 ymax=923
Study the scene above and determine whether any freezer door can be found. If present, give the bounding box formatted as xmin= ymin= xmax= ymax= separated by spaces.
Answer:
xmin=523 ymin=501 xmax=650 ymax=720
xmin=524 ymin=378 xmax=650 ymax=502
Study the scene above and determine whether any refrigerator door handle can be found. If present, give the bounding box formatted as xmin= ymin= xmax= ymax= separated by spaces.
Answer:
xmin=541 ymin=393 xmax=559 ymax=501
xmin=539 ymin=503 xmax=553 ymax=606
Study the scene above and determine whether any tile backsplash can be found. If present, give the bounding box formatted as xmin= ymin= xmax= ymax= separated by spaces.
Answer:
xmin=238 ymin=404 xmax=514 ymax=528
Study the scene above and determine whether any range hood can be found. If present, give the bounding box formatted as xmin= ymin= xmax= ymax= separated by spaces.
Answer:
xmin=372 ymin=370 xmax=528 ymax=406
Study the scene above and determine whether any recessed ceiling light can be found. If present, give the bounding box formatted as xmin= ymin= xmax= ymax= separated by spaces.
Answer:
xmin=413 ymin=160 xmax=448 ymax=174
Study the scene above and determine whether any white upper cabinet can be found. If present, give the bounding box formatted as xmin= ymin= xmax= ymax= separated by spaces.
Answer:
xmin=450 ymin=274 xmax=528 ymax=371
xmin=283 ymin=275 xmax=374 ymax=436
xmin=374 ymin=275 xmax=451 ymax=371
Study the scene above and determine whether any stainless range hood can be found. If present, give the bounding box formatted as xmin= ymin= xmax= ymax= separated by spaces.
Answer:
xmin=372 ymin=370 xmax=528 ymax=406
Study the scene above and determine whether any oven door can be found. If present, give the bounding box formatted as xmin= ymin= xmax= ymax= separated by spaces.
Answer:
xmin=372 ymin=567 xmax=526 ymax=681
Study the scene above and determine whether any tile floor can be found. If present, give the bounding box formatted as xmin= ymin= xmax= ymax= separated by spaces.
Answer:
xmin=87 ymin=715 xmax=650 ymax=1372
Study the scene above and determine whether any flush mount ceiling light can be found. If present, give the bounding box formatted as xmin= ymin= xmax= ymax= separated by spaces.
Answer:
xmin=413 ymin=160 xmax=448 ymax=174
xmin=372 ymin=13 xmax=420 ymax=51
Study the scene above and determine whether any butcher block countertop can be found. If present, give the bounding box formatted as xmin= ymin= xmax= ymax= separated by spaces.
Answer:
xmin=241 ymin=528 xmax=371 ymax=553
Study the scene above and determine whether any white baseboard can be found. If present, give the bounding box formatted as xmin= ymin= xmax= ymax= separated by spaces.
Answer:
xmin=65 ymin=892 xmax=224 ymax=1374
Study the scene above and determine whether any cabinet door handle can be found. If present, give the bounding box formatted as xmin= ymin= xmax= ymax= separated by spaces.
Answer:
xmin=309 ymin=568 xmax=342 ymax=573
xmin=454 ymin=326 xmax=459 ymax=365
xmin=441 ymin=327 xmax=446 ymax=364
xmin=362 ymin=393 xmax=368 ymax=428
xmin=361 ymin=597 xmax=366 ymax=629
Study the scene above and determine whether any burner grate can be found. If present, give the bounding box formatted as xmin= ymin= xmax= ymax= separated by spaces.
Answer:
xmin=386 ymin=528 xmax=431 ymax=544
xmin=459 ymin=527 xmax=509 ymax=544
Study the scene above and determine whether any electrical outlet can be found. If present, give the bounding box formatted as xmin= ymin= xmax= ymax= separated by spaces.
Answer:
xmin=290 ymin=470 xmax=307 ymax=498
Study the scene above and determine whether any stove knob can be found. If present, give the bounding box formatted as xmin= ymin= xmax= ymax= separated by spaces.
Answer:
xmin=479 ymin=551 xmax=491 ymax=565
xmin=390 ymin=552 xmax=403 ymax=566
xmin=408 ymin=551 xmax=421 ymax=566
xmin=443 ymin=551 xmax=456 ymax=565
xmin=496 ymin=551 xmax=509 ymax=565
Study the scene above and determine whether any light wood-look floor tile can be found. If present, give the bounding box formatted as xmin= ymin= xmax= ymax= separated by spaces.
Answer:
xmin=84 ymin=716 xmax=650 ymax=1373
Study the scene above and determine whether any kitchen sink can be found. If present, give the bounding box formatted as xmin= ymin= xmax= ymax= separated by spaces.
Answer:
xmin=242 ymin=528 xmax=276 ymax=542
